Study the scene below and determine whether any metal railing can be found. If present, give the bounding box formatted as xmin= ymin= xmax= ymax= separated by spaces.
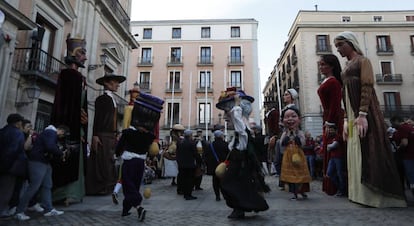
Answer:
xmin=137 ymin=57 xmax=153 ymax=66
xmin=102 ymin=0 xmax=130 ymax=31
xmin=381 ymin=105 xmax=414 ymax=118
xmin=228 ymin=56 xmax=244 ymax=65
xmin=12 ymin=47 xmax=67 ymax=85
xmin=375 ymin=74 xmax=403 ymax=84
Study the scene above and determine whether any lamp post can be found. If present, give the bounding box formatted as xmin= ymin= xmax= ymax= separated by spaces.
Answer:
xmin=218 ymin=113 xmax=222 ymax=125
xmin=88 ymin=53 xmax=108 ymax=71
xmin=15 ymin=83 xmax=41 ymax=107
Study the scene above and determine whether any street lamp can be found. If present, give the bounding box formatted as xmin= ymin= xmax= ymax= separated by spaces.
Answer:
xmin=15 ymin=83 xmax=41 ymax=107
xmin=218 ymin=113 xmax=222 ymax=125
xmin=88 ymin=53 xmax=108 ymax=71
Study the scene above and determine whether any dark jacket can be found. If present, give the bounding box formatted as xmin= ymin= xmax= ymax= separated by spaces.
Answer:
xmin=29 ymin=127 xmax=63 ymax=164
xmin=204 ymin=138 xmax=229 ymax=175
xmin=176 ymin=137 xmax=197 ymax=169
xmin=93 ymin=93 xmax=117 ymax=134
xmin=0 ymin=125 xmax=26 ymax=174
xmin=115 ymin=127 xmax=155 ymax=156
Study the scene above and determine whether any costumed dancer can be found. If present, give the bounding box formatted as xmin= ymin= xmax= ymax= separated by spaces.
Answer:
xmin=215 ymin=87 xmax=269 ymax=219
xmin=115 ymin=92 xmax=164 ymax=221
xmin=163 ymin=124 xmax=184 ymax=188
xmin=50 ymin=34 xmax=88 ymax=205
xmin=112 ymin=86 xmax=140 ymax=205
xmin=280 ymin=106 xmax=312 ymax=200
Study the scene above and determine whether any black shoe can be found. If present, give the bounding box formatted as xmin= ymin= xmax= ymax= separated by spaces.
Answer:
xmin=215 ymin=196 xmax=221 ymax=201
xmin=171 ymin=181 xmax=177 ymax=186
xmin=121 ymin=210 xmax=131 ymax=217
xmin=137 ymin=207 xmax=146 ymax=222
xmin=227 ymin=209 xmax=245 ymax=219
xmin=184 ymin=195 xmax=197 ymax=200
xmin=195 ymin=187 xmax=203 ymax=190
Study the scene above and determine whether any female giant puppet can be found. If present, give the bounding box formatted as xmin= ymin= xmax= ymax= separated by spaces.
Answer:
xmin=215 ymin=87 xmax=269 ymax=219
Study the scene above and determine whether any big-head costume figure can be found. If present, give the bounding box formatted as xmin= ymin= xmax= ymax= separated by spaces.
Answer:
xmin=50 ymin=34 xmax=88 ymax=205
xmin=215 ymin=87 xmax=269 ymax=219
xmin=86 ymin=73 xmax=126 ymax=195
xmin=115 ymin=92 xmax=164 ymax=220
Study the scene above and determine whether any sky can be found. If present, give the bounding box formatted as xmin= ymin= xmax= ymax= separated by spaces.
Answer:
xmin=130 ymin=0 xmax=414 ymax=93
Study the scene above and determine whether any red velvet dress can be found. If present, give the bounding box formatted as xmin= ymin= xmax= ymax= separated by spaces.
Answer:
xmin=317 ymin=76 xmax=345 ymax=195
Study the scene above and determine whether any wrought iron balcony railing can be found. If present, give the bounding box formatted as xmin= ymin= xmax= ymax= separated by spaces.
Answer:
xmin=375 ymin=74 xmax=403 ymax=84
xmin=101 ymin=0 xmax=130 ymax=31
xmin=12 ymin=47 xmax=67 ymax=86
xmin=227 ymin=56 xmax=244 ymax=66
xmin=137 ymin=57 xmax=153 ymax=66
xmin=381 ymin=105 xmax=414 ymax=119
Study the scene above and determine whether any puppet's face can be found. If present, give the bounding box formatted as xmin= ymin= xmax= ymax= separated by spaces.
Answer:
xmin=282 ymin=109 xmax=300 ymax=130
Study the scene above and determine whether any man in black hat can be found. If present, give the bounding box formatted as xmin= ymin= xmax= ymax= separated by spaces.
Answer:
xmin=50 ymin=34 xmax=88 ymax=205
xmin=0 ymin=113 xmax=25 ymax=217
xmin=86 ymin=73 xmax=126 ymax=195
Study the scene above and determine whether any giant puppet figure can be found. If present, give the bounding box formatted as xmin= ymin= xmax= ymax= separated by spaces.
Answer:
xmin=50 ymin=34 xmax=88 ymax=205
xmin=86 ymin=74 xmax=126 ymax=195
xmin=215 ymin=87 xmax=269 ymax=219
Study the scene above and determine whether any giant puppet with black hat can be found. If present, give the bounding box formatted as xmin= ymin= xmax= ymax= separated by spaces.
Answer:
xmin=50 ymin=34 xmax=88 ymax=205
xmin=85 ymin=73 xmax=126 ymax=195
xmin=114 ymin=91 xmax=164 ymax=221
xmin=215 ymin=87 xmax=269 ymax=219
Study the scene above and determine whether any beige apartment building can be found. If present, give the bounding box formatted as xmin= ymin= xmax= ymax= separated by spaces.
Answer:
xmin=263 ymin=10 xmax=414 ymax=137
xmin=129 ymin=19 xmax=261 ymax=141
xmin=0 ymin=0 xmax=138 ymax=139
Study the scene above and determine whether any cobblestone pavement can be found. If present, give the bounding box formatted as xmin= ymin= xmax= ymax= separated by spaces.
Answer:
xmin=1 ymin=175 xmax=413 ymax=226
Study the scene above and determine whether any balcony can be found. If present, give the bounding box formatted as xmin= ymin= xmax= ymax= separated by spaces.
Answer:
xmin=292 ymin=55 xmax=298 ymax=65
xmin=12 ymin=48 xmax=67 ymax=87
xmin=381 ymin=105 xmax=414 ymax=119
xmin=375 ymin=74 xmax=403 ymax=85
xmin=315 ymin=45 xmax=332 ymax=54
xmin=137 ymin=57 xmax=153 ymax=67
xmin=167 ymin=56 xmax=183 ymax=67
xmin=227 ymin=56 xmax=244 ymax=66
xmin=165 ymin=82 xmax=182 ymax=93
xmin=196 ymin=83 xmax=213 ymax=93
xmin=197 ymin=56 xmax=213 ymax=66
xmin=99 ymin=0 xmax=130 ymax=32
xmin=376 ymin=45 xmax=394 ymax=56
xmin=138 ymin=82 xmax=151 ymax=92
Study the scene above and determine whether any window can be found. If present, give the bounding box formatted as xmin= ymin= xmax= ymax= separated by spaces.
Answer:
xmin=170 ymin=47 xmax=181 ymax=63
xmin=143 ymin=28 xmax=152 ymax=39
xmin=230 ymin=71 xmax=242 ymax=88
xmin=406 ymin=16 xmax=414 ymax=21
xmin=373 ymin=16 xmax=383 ymax=22
xmin=36 ymin=15 xmax=56 ymax=72
xmin=383 ymin=92 xmax=401 ymax=112
xmin=35 ymin=100 xmax=52 ymax=133
xmin=231 ymin=26 xmax=240 ymax=38
xmin=380 ymin=61 xmax=392 ymax=76
xmin=200 ymin=47 xmax=211 ymax=64
xmin=141 ymin=48 xmax=152 ymax=64
xmin=230 ymin=46 xmax=241 ymax=63
xmin=199 ymin=103 xmax=211 ymax=125
xmin=199 ymin=71 xmax=211 ymax=89
xmin=168 ymin=71 xmax=181 ymax=90
xmin=377 ymin=35 xmax=392 ymax=52
xmin=167 ymin=102 xmax=180 ymax=125
xmin=172 ymin=28 xmax=181 ymax=39
xmin=410 ymin=35 xmax=414 ymax=53
xmin=139 ymin=72 xmax=151 ymax=90
xmin=342 ymin=16 xmax=351 ymax=22
xmin=201 ymin=27 xmax=210 ymax=38
xmin=316 ymin=35 xmax=330 ymax=52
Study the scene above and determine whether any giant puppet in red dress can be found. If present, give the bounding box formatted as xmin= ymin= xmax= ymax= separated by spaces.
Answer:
xmin=317 ymin=54 xmax=346 ymax=196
